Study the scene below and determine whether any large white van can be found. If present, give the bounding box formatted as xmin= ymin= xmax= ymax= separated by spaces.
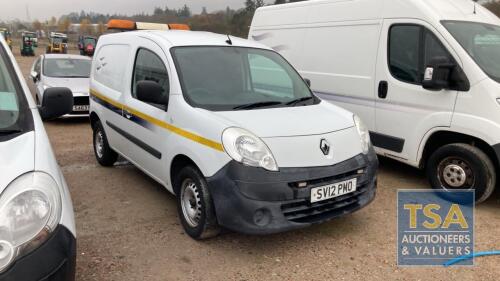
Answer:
xmin=89 ymin=20 xmax=378 ymax=239
xmin=0 ymin=35 xmax=76 ymax=279
xmin=250 ymin=0 xmax=500 ymax=202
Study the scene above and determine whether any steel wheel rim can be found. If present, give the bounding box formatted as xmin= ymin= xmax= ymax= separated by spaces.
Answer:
xmin=95 ymin=130 xmax=104 ymax=159
xmin=180 ymin=179 xmax=202 ymax=228
xmin=437 ymin=157 xmax=475 ymax=190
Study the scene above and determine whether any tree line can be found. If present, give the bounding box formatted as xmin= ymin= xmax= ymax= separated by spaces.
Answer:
xmin=1 ymin=0 xmax=499 ymax=38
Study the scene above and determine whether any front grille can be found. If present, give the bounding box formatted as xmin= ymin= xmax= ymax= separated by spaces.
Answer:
xmin=281 ymin=180 xmax=370 ymax=224
xmin=289 ymin=169 xmax=360 ymax=189
xmin=73 ymin=96 xmax=89 ymax=106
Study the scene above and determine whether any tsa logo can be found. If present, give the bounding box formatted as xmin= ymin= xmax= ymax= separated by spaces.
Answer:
xmin=397 ymin=190 xmax=474 ymax=266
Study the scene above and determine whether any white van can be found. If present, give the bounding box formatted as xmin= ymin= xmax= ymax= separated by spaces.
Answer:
xmin=89 ymin=20 xmax=378 ymax=239
xmin=0 ymin=36 xmax=76 ymax=279
xmin=250 ymin=0 xmax=500 ymax=202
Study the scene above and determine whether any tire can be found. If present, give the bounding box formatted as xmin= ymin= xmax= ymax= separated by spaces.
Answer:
xmin=174 ymin=165 xmax=220 ymax=240
xmin=92 ymin=120 xmax=118 ymax=167
xmin=426 ymin=143 xmax=496 ymax=203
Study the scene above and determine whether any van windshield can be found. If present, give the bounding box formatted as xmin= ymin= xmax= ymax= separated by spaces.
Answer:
xmin=443 ymin=21 xmax=500 ymax=83
xmin=171 ymin=46 xmax=317 ymax=111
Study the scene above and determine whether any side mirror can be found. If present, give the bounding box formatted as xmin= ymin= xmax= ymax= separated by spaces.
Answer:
xmin=304 ymin=78 xmax=311 ymax=88
xmin=30 ymin=71 xmax=40 ymax=83
xmin=38 ymin=87 xmax=74 ymax=120
xmin=422 ymin=56 xmax=470 ymax=92
xmin=136 ymin=80 xmax=168 ymax=108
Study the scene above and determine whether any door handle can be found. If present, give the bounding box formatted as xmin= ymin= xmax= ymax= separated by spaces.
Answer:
xmin=378 ymin=81 xmax=388 ymax=99
xmin=124 ymin=111 xmax=132 ymax=119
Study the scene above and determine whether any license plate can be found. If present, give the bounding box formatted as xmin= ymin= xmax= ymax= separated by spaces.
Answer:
xmin=73 ymin=105 xmax=89 ymax=112
xmin=310 ymin=178 xmax=357 ymax=203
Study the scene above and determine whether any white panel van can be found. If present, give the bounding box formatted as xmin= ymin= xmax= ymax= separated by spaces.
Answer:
xmin=89 ymin=21 xmax=378 ymax=239
xmin=250 ymin=0 xmax=500 ymax=202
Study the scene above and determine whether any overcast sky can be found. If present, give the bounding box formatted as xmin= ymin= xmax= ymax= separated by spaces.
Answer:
xmin=1 ymin=0 xmax=262 ymax=21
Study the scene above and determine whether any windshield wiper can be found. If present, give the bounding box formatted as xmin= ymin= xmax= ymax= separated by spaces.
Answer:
xmin=0 ymin=129 xmax=22 ymax=136
xmin=233 ymin=101 xmax=283 ymax=110
xmin=286 ymin=97 xmax=314 ymax=106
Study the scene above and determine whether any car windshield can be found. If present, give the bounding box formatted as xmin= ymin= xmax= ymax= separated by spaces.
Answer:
xmin=171 ymin=46 xmax=316 ymax=111
xmin=0 ymin=45 xmax=20 ymax=131
xmin=443 ymin=21 xmax=500 ymax=83
xmin=43 ymin=58 xmax=91 ymax=78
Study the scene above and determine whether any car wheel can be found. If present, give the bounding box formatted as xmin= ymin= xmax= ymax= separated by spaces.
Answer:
xmin=426 ymin=143 xmax=496 ymax=203
xmin=93 ymin=120 xmax=118 ymax=167
xmin=175 ymin=165 xmax=220 ymax=240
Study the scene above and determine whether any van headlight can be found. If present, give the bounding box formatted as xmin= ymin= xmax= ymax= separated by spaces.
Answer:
xmin=353 ymin=115 xmax=371 ymax=154
xmin=0 ymin=172 xmax=62 ymax=273
xmin=222 ymin=127 xmax=279 ymax=171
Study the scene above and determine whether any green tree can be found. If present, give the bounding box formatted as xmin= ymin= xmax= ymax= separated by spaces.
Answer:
xmin=484 ymin=0 xmax=500 ymax=17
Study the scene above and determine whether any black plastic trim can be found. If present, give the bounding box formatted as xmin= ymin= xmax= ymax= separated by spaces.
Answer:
xmin=370 ymin=131 xmax=405 ymax=153
xmin=106 ymin=120 xmax=162 ymax=159
xmin=0 ymin=225 xmax=76 ymax=281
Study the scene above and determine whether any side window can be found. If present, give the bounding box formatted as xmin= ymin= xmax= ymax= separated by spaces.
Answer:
xmin=248 ymin=53 xmax=294 ymax=98
xmin=132 ymin=49 xmax=169 ymax=100
xmin=389 ymin=25 xmax=421 ymax=84
xmin=389 ymin=24 xmax=455 ymax=85
xmin=423 ymin=31 xmax=454 ymax=67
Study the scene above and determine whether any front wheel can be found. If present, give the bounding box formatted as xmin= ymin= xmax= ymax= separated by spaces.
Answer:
xmin=175 ymin=166 xmax=220 ymax=240
xmin=93 ymin=120 xmax=118 ymax=167
xmin=426 ymin=143 xmax=496 ymax=203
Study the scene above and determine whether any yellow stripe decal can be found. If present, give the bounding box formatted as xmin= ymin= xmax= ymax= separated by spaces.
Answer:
xmin=90 ymin=89 xmax=224 ymax=152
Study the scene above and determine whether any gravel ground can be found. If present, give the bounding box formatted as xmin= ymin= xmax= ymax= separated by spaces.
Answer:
xmin=12 ymin=45 xmax=500 ymax=281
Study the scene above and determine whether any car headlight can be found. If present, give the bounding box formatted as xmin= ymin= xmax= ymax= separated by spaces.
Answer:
xmin=353 ymin=115 xmax=371 ymax=154
xmin=222 ymin=127 xmax=279 ymax=171
xmin=0 ymin=172 xmax=61 ymax=272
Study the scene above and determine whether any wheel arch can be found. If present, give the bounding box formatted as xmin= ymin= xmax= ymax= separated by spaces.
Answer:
xmin=89 ymin=111 xmax=100 ymax=130
xmin=419 ymin=130 xmax=499 ymax=170
xmin=170 ymin=154 xmax=202 ymax=195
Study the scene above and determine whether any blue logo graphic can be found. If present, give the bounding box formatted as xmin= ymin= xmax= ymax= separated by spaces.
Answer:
xmin=397 ymin=190 xmax=474 ymax=266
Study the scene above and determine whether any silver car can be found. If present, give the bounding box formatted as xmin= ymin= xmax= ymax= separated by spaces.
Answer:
xmin=30 ymin=54 xmax=91 ymax=117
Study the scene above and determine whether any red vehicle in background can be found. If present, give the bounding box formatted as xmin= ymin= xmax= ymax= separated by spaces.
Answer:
xmin=78 ymin=36 xmax=97 ymax=56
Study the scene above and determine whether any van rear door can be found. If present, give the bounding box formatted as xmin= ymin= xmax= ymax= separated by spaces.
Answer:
xmin=373 ymin=19 xmax=459 ymax=162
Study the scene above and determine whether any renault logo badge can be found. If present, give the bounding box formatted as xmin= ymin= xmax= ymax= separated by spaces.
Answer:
xmin=320 ymin=139 xmax=330 ymax=155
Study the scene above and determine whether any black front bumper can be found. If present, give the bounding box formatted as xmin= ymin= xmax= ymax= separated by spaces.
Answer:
xmin=207 ymin=148 xmax=378 ymax=235
xmin=69 ymin=96 xmax=89 ymax=115
xmin=0 ymin=225 xmax=76 ymax=281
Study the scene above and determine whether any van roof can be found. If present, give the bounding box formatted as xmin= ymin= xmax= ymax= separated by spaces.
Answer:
xmin=101 ymin=30 xmax=271 ymax=49
xmin=253 ymin=0 xmax=499 ymax=27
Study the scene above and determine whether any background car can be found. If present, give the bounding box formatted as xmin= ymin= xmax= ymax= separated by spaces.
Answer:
xmin=30 ymin=54 xmax=92 ymax=117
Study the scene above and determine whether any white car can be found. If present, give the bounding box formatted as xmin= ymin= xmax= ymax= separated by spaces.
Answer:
xmin=0 ymin=35 xmax=76 ymax=279
xmin=250 ymin=0 xmax=500 ymax=203
xmin=31 ymin=54 xmax=92 ymax=117
xmin=89 ymin=21 xmax=378 ymax=239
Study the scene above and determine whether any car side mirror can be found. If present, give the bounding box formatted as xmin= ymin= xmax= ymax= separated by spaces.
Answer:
xmin=30 ymin=71 xmax=40 ymax=83
xmin=304 ymin=78 xmax=311 ymax=88
xmin=136 ymin=80 xmax=168 ymax=108
xmin=422 ymin=56 xmax=470 ymax=92
xmin=38 ymin=87 xmax=74 ymax=120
